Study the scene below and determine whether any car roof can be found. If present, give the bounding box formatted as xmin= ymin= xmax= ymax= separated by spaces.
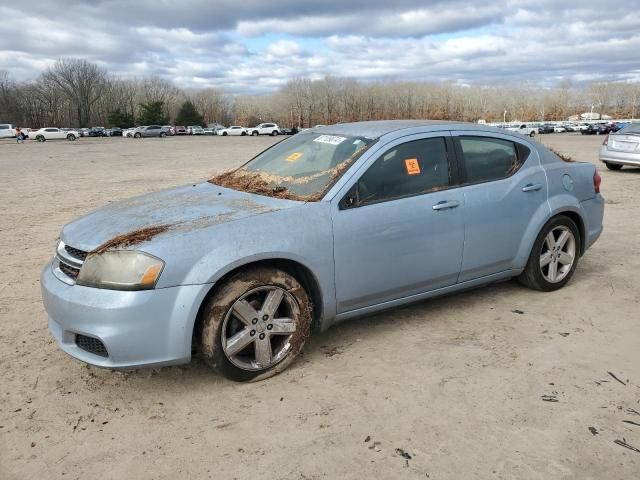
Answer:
xmin=306 ymin=120 xmax=524 ymax=140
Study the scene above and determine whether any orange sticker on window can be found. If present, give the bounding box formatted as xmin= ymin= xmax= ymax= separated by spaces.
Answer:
xmin=405 ymin=158 xmax=421 ymax=175
xmin=287 ymin=152 xmax=303 ymax=162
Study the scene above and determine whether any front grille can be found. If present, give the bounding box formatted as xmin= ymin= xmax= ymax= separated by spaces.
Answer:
xmin=53 ymin=242 xmax=88 ymax=285
xmin=64 ymin=245 xmax=88 ymax=261
xmin=59 ymin=262 xmax=80 ymax=279
xmin=76 ymin=334 xmax=108 ymax=357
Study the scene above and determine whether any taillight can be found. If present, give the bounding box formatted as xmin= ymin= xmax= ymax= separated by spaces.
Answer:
xmin=602 ymin=135 xmax=608 ymax=146
xmin=594 ymin=170 xmax=602 ymax=194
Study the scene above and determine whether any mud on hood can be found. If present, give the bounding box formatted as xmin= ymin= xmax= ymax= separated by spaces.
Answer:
xmin=61 ymin=182 xmax=299 ymax=252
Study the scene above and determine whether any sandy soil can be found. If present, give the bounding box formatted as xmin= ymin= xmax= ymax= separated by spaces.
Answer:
xmin=0 ymin=134 xmax=638 ymax=479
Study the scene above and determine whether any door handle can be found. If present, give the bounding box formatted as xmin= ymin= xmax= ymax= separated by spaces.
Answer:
xmin=432 ymin=200 xmax=460 ymax=211
xmin=522 ymin=183 xmax=542 ymax=192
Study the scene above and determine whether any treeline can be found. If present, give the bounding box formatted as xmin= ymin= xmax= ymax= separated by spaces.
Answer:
xmin=1 ymin=58 xmax=640 ymax=129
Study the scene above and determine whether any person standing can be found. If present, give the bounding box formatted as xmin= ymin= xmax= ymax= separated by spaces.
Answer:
xmin=15 ymin=126 xmax=24 ymax=143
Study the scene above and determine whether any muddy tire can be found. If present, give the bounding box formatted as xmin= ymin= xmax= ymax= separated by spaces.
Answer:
xmin=199 ymin=267 xmax=312 ymax=382
xmin=518 ymin=215 xmax=581 ymax=292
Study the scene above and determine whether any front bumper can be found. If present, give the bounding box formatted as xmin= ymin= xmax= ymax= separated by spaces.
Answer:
xmin=599 ymin=146 xmax=640 ymax=167
xmin=41 ymin=261 xmax=210 ymax=369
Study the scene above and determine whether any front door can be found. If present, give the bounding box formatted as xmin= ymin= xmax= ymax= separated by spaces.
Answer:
xmin=332 ymin=133 xmax=465 ymax=313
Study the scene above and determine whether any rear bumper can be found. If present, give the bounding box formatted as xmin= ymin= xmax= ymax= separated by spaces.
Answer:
xmin=581 ymin=195 xmax=605 ymax=251
xmin=41 ymin=261 xmax=210 ymax=369
xmin=599 ymin=147 xmax=640 ymax=167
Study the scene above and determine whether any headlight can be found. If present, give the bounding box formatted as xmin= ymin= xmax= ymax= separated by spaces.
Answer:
xmin=76 ymin=251 xmax=164 ymax=291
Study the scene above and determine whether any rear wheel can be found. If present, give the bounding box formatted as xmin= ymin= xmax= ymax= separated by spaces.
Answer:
xmin=529 ymin=131 xmax=535 ymax=137
xmin=222 ymin=132 xmax=227 ymax=136
xmin=272 ymin=130 xmax=279 ymax=136
xmin=36 ymin=135 xmax=45 ymax=142
xmin=605 ymin=162 xmax=623 ymax=171
xmin=67 ymin=134 xmax=76 ymax=141
xmin=518 ymin=215 xmax=581 ymax=292
xmin=252 ymin=131 xmax=258 ymax=136
xmin=160 ymin=132 xmax=166 ymax=138
xmin=134 ymin=132 xmax=141 ymax=138
xmin=199 ymin=267 xmax=312 ymax=382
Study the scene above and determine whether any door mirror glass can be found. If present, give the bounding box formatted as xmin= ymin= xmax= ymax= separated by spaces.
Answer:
xmin=340 ymin=184 xmax=360 ymax=209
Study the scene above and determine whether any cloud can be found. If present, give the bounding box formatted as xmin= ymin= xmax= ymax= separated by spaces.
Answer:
xmin=0 ymin=1 xmax=638 ymax=93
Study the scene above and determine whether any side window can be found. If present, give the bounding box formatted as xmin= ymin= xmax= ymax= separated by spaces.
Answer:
xmin=357 ymin=137 xmax=451 ymax=205
xmin=45 ymin=128 xmax=58 ymax=132
xmin=457 ymin=136 xmax=529 ymax=184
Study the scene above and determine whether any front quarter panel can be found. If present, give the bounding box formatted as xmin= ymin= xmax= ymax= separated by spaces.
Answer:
xmin=148 ymin=202 xmax=336 ymax=324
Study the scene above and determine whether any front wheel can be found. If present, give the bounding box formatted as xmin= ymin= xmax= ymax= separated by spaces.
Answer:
xmin=67 ymin=134 xmax=76 ymax=141
xmin=36 ymin=135 xmax=45 ymax=142
xmin=199 ymin=267 xmax=312 ymax=382
xmin=518 ymin=215 xmax=581 ymax=292
xmin=272 ymin=130 xmax=279 ymax=136
xmin=605 ymin=162 xmax=623 ymax=171
xmin=529 ymin=131 xmax=535 ymax=137
xmin=134 ymin=132 xmax=141 ymax=138
xmin=252 ymin=131 xmax=258 ymax=136
xmin=222 ymin=132 xmax=227 ymax=136
xmin=160 ymin=132 xmax=166 ymax=138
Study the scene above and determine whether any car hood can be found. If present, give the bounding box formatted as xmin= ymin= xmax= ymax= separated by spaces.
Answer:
xmin=61 ymin=182 xmax=300 ymax=252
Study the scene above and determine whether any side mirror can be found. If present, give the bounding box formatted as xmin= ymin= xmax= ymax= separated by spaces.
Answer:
xmin=340 ymin=184 xmax=360 ymax=210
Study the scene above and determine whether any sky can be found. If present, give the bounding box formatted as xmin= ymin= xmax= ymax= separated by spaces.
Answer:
xmin=0 ymin=0 xmax=639 ymax=94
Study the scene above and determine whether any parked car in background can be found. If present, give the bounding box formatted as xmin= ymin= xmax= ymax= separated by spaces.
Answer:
xmin=247 ymin=123 xmax=281 ymax=136
xmin=191 ymin=126 xmax=205 ymax=135
xmin=218 ymin=126 xmax=248 ymax=136
xmin=505 ymin=124 xmax=537 ymax=137
xmin=162 ymin=125 xmax=175 ymax=135
xmin=78 ymin=128 xmax=90 ymax=137
xmin=0 ymin=124 xmax=16 ymax=138
xmin=202 ymin=128 xmax=215 ymax=135
xmin=538 ymin=124 xmax=555 ymax=134
xmin=174 ymin=126 xmax=187 ymax=135
xmin=582 ymin=124 xmax=611 ymax=135
xmin=133 ymin=125 xmax=169 ymax=138
xmin=122 ymin=128 xmax=135 ymax=138
xmin=281 ymin=127 xmax=299 ymax=135
xmin=208 ymin=123 xmax=226 ymax=134
xmin=611 ymin=122 xmax=629 ymax=133
xmin=110 ymin=128 xmax=123 ymax=137
xmin=31 ymin=127 xmax=80 ymax=141
xmin=599 ymin=122 xmax=640 ymax=170
xmin=41 ymin=120 xmax=604 ymax=381
xmin=553 ymin=125 xmax=566 ymax=133
xmin=87 ymin=127 xmax=107 ymax=137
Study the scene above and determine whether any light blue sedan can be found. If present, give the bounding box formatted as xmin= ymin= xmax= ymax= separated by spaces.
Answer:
xmin=41 ymin=121 xmax=604 ymax=381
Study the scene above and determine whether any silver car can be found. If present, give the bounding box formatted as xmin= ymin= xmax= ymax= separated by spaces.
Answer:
xmin=599 ymin=122 xmax=640 ymax=170
xmin=41 ymin=121 xmax=604 ymax=381
xmin=133 ymin=125 xmax=169 ymax=138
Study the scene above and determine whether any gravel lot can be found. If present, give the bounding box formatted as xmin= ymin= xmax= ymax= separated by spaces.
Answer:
xmin=1 ymin=133 xmax=638 ymax=479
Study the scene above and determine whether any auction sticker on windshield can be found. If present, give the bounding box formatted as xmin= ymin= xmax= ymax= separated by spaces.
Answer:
xmin=313 ymin=135 xmax=346 ymax=145
xmin=405 ymin=158 xmax=421 ymax=175
xmin=287 ymin=152 xmax=304 ymax=162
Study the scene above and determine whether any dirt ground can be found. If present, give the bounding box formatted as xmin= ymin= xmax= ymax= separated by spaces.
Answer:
xmin=0 ymin=133 xmax=638 ymax=479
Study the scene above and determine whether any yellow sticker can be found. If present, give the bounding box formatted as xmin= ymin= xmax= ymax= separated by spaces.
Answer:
xmin=287 ymin=152 xmax=303 ymax=162
xmin=405 ymin=158 xmax=421 ymax=175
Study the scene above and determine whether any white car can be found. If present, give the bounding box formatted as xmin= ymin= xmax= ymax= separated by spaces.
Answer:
xmin=218 ymin=126 xmax=248 ymax=136
xmin=505 ymin=124 xmax=537 ymax=137
xmin=191 ymin=126 xmax=205 ymax=135
xmin=123 ymin=128 xmax=136 ymax=138
xmin=247 ymin=123 xmax=281 ymax=136
xmin=31 ymin=127 xmax=80 ymax=141
xmin=0 ymin=123 xmax=16 ymax=138
xmin=553 ymin=125 xmax=567 ymax=133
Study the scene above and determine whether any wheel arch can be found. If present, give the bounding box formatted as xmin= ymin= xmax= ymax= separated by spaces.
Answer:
xmin=190 ymin=257 xmax=324 ymax=353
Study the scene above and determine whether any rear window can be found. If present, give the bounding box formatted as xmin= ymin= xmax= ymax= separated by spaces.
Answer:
xmin=619 ymin=123 xmax=640 ymax=134
xmin=457 ymin=136 xmax=530 ymax=184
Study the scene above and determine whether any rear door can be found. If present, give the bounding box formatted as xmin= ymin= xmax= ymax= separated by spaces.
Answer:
xmin=451 ymin=131 xmax=549 ymax=282
xmin=332 ymin=133 xmax=465 ymax=313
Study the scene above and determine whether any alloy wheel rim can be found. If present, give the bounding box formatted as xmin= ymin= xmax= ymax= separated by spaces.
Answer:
xmin=540 ymin=226 xmax=576 ymax=283
xmin=221 ymin=286 xmax=299 ymax=371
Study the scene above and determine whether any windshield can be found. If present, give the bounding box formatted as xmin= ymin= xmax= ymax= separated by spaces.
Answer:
xmin=210 ymin=132 xmax=375 ymax=200
xmin=619 ymin=122 xmax=640 ymax=135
